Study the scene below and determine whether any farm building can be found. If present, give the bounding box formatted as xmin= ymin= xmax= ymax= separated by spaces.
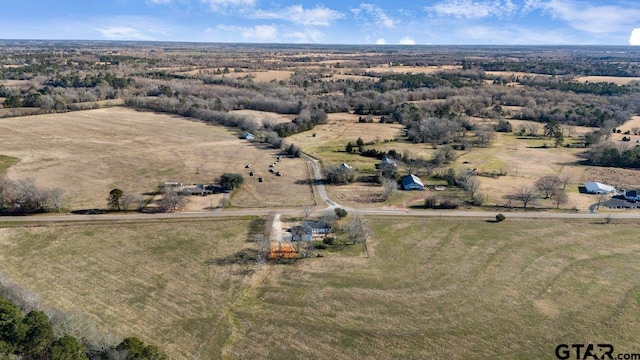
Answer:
xmin=181 ymin=184 xmax=214 ymax=195
xmin=401 ymin=174 xmax=425 ymax=191
xmin=164 ymin=181 xmax=183 ymax=188
xmin=584 ymin=181 xmax=616 ymax=194
xmin=376 ymin=156 xmax=398 ymax=169
xmin=240 ymin=132 xmax=255 ymax=140
xmin=623 ymin=189 xmax=640 ymax=202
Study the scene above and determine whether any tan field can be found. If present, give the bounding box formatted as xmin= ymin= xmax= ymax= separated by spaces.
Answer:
xmin=0 ymin=107 xmax=316 ymax=210
xmin=322 ymin=74 xmax=378 ymax=82
xmin=368 ymin=65 xmax=461 ymax=73
xmin=485 ymin=71 xmax=552 ymax=78
xmin=200 ymin=70 xmax=294 ymax=82
xmin=4 ymin=218 xmax=640 ymax=358
xmin=287 ymin=113 xmax=404 ymax=171
xmin=575 ymin=76 xmax=640 ymax=85
xmin=229 ymin=109 xmax=295 ymax=125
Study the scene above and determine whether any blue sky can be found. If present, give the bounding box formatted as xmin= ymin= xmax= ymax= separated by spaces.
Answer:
xmin=1 ymin=0 xmax=639 ymax=45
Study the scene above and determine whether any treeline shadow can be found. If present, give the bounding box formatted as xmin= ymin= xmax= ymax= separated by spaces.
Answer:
xmin=205 ymin=248 xmax=261 ymax=266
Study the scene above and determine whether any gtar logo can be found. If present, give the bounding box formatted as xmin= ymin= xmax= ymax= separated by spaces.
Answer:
xmin=555 ymin=344 xmax=614 ymax=360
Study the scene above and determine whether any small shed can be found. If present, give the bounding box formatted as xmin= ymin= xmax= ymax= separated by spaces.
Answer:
xmin=584 ymin=181 xmax=616 ymax=194
xmin=376 ymin=156 xmax=398 ymax=170
xmin=401 ymin=174 xmax=425 ymax=191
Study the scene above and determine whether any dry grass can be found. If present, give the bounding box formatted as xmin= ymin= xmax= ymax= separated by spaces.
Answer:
xmin=0 ymin=108 xmax=315 ymax=209
xmin=575 ymin=76 xmax=640 ymax=85
xmin=287 ymin=112 xmax=404 ymax=169
xmin=197 ymin=70 xmax=293 ymax=82
xmin=229 ymin=109 xmax=295 ymax=126
xmin=4 ymin=218 xmax=640 ymax=358
xmin=368 ymin=65 xmax=461 ymax=73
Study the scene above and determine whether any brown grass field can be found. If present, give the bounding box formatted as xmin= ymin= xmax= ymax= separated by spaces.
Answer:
xmin=0 ymin=107 xmax=316 ymax=210
xmin=229 ymin=109 xmax=295 ymax=126
xmin=575 ymin=76 xmax=640 ymax=85
xmin=3 ymin=217 xmax=640 ymax=359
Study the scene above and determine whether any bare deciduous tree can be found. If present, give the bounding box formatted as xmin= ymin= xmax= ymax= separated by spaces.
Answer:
xmin=559 ymin=173 xmax=573 ymax=190
xmin=160 ymin=191 xmax=186 ymax=212
xmin=552 ymin=190 xmax=569 ymax=209
xmin=302 ymin=205 xmax=314 ymax=222
xmin=382 ymin=178 xmax=397 ymax=200
xmin=525 ymin=123 xmax=540 ymax=136
xmin=345 ymin=213 xmax=372 ymax=257
xmin=535 ymin=175 xmax=561 ymax=199
xmin=463 ymin=177 xmax=481 ymax=199
xmin=513 ymin=186 xmax=537 ymax=208
xmin=47 ymin=188 xmax=65 ymax=212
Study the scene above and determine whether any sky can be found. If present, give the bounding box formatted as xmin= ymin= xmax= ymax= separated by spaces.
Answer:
xmin=1 ymin=0 xmax=639 ymax=45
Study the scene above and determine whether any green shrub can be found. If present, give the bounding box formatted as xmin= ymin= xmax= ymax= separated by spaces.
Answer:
xmin=334 ymin=208 xmax=348 ymax=219
xmin=496 ymin=213 xmax=506 ymax=222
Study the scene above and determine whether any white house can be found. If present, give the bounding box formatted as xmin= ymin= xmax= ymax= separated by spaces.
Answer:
xmin=584 ymin=181 xmax=616 ymax=194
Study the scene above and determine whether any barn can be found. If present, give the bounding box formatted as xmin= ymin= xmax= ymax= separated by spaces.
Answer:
xmin=584 ymin=181 xmax=616 ymax=194
xmin=401 ymin=174 xmax=425 ymax=191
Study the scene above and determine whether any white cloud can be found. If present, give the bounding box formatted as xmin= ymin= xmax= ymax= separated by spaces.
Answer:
xmin=200 ymin=0 xmax=255 ymax=13
xmin=427 ymin=0 xmax=517 ymax=19
xmin=399 ymin=36 xmax=416 ymax=45
xmin=148 ymin=0 xmax=173 ymax=4
xmin=454 ymin=24 xmax=577 ymax=44
xmin=215 ymin=24 xmax=278 ymax=41
xmin=351 ymin=4 xmax=396 ymax=28
xmin=630 ymin=28 xmax=640 ymax=45
xmin=91 ymin=16 xmax=171 ymax=40
xmin=537 ymin=0 xmax=640 ymax=33
xmin=97 ymin=26 xmax=149 ymax=40
xmin=284 ymin=28 xmax=325 ymax=43
xmin=522 ymin=0 xmax=542 ymax=13
xmin=375 ymin=38 xmax=387 ymax=45
xmin=251 ymin=5 xmax=344 ymax=26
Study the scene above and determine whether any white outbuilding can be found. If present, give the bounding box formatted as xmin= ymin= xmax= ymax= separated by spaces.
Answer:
xmin=584 ymin=181 xmax=616 ymax=194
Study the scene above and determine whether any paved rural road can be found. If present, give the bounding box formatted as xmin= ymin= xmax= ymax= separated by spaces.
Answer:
xmin=2 ymin=153 xmax=640 ymax=223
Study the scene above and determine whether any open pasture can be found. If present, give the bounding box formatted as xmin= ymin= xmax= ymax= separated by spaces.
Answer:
xmin=287 ymin=112 xmax=404 ymax=170
xmin=0 ymin=107 xmax=314 ymax=209
xmin=3 ymin=218 xmax=640 ymax=358
xmin=368 ymin=64 xmax=461 ymax=73
xmin=229 ymin=109 xmax=295 ymax=126
xmin=575 ymin=76 xmax=640 ymax=85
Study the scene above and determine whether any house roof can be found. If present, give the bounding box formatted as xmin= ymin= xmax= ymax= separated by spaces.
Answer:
xmin=402 ymin=174 xmax=424 ymax=187
xmin=381 ymin=157 xmax=398 ymax=167
xmin=584 ymin=181 xmax=616 ymax=193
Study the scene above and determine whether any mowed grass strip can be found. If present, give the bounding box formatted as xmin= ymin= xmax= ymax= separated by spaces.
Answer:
xmin=0 ymin=155 xmax=19 ymax=176
xmin=2 ymin=218 xmax=640 ymax=358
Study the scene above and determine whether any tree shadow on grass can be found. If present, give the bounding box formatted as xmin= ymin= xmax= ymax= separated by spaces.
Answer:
xmin=205 ymin=248 xmax=261 ymax=266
